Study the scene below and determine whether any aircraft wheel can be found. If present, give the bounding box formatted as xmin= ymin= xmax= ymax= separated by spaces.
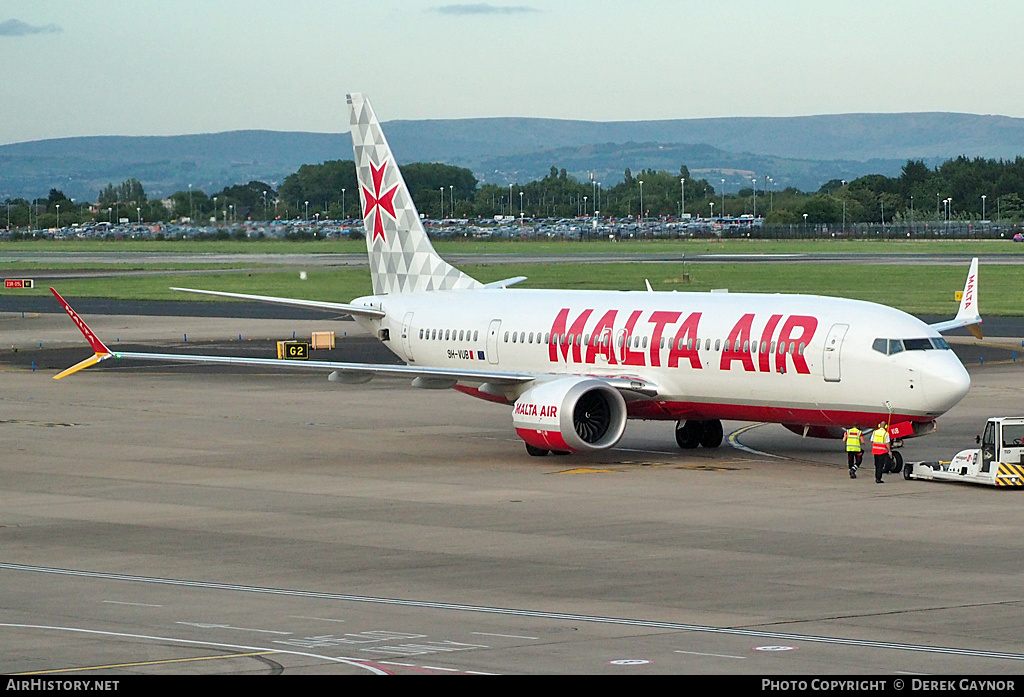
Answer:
xmin=699 ymin=419 xmax=724 ymax=448
xmin=889 ymin=450 xmax=904 ymax=474
xmin=525 ymin=443 xmax=549 ymax=457
xmin=675 ymin=420 xmax=701 ymax=449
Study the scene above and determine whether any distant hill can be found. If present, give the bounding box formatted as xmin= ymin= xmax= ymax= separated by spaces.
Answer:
xmin=1 ymin=112 xmax=1022 ymax=201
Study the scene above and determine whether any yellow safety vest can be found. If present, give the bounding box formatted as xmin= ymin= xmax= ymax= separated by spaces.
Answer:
xmin=845 ymin=428 xmax=863 ymax=451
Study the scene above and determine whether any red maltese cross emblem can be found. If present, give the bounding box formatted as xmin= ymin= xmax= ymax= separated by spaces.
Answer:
xmin=362 ymin=160 xmax=399 ymax=243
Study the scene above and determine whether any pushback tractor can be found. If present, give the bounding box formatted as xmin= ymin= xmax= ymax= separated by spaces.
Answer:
xmin=904 ymin=417 xmax=1024 ymax=487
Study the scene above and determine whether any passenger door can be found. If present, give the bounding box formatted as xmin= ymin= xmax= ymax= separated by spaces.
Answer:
xmin=822 ymin=323 xmax=849 ymax=382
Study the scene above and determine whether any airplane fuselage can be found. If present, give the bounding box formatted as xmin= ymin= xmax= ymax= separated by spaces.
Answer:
xmin=352 ymin=288 xmax=971 ymax=430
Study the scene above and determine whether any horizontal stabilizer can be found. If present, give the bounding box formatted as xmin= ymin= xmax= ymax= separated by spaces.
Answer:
xmin=483 ymin=276 xmax=527 ymax=289
xmin=170 ymin=287 xmax=385 ymax=318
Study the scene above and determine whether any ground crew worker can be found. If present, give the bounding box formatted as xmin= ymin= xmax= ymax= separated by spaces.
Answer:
xmin=844 ymin=425 xmax=864 ymax=478
xmin=871 ymin=422 xmax=891 ymax=483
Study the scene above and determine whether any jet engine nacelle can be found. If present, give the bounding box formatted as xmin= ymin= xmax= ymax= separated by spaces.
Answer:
xmin=512 ymin=377 xmax=627 ymax=452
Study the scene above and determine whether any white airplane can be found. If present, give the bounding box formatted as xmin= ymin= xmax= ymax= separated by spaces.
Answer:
xmin=52 ymin=93 xmax=982 ymax=458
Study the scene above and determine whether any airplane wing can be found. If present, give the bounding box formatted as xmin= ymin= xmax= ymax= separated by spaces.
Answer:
xmin=50 ymin=288 xmax=659 ymax=396
xmin=169 ymin=287 xmax=386 ymax=318
xmin=929 ymin=257 xmax=982 ymax=339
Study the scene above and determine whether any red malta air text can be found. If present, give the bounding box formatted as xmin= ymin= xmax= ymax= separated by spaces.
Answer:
xmin=548 ymin=308 xmax=818 ymax=374
xmin=514 ymin=402 xmax=558 ymax=418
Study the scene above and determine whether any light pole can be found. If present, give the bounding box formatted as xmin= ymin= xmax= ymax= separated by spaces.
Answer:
xmin=439 ymin=187 xmax=444 ymax=219
xmin=982 ymin=194 xmax=987 ymax=222
xmin=509 ymin=184 xmax=513 ymax=219
xmin=55 ymin=204 xmax=59 ymax=230
xmin=519 ymin=190 xmax=524 ymax=224
xmin=341 ymin=188 xmax=346 ymax=220
xmin=709 ymin=201 xmax=714 ymax=219
xmin=304 ymin=200 xmax=309 ymax=221
xmin=137 ymin=207 xmax=141 ymax=225
xmin=680 ymin=177 xmax=685 ymax=219
xmin=638 ymin=180 xmax=643 ymax=226
xmin=721 ymin=179 xmax=726 ymax=221
xmin=752 ymin=178 xmax=757 ymax=219
xmin=841 ymin=180 xmax=846 ymax=232
xmin=188 ymin=183 xmax=193 ymax=222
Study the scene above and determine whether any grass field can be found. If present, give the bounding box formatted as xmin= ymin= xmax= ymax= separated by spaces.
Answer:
xmin=3 ymin=237 xmax=1020 ymax=315
xmin=7 ymin=261 xmax=1019 ymax=317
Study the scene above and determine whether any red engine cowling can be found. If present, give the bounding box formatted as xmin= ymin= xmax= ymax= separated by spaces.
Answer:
xmin=512 ymin=378 xmax=627 ymax=452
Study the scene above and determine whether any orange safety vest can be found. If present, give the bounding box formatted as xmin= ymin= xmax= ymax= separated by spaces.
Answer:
xmin=871 ymin=427 xmax=890 ymax=455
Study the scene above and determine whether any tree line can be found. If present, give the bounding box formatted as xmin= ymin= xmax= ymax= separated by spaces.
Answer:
xmin=4 ymin=155 xmax=1024 ymax=230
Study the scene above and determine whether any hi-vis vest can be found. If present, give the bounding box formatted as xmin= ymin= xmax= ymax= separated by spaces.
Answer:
xmin=871 ymin=427 xmax=890 ymax=455
xmin=845 ymin=428 xmax=863 ymax=452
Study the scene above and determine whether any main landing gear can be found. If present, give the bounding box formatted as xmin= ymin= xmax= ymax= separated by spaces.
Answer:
xmin=675 ymin=419 xmax=724 ymax=449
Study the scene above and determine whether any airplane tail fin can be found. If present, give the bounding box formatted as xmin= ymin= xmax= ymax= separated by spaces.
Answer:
xmin=347 ymin=93 xmax=481 ymax=295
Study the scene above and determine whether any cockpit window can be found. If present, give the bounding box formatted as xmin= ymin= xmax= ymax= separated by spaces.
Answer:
xmin=873 ymin=337 xmax=951 ymax=355
xmin=902 ymin=338 xmax=933 ymax=351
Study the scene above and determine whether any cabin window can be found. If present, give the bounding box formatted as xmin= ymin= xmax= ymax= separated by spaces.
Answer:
xmin=528 ymin=332 xmax=534 ymax=344
xmin=770 ymin=341 xmax=776 ymax=353
xmin=714 ymin=340 xmax=720 ymax=351
xmin=419 ymin=329 xmax=423 ymax=339
xmin=474 ymin=330 xmax=479 ymax=342
xmin=705 ymin=339 xmax=711 ymax=351
xmin=789 ymin=343 xmax=796 ymax=354
xmin=778 ymin=342 xmax=786 ymax=354
xmin=432 ymin=329 xmax=437 ymax=340
xmin=798 ymin=342 xmax=805 ymax=355
xmin=503 ymin=331 xmax=509 ymax=342
xmin=742 ymin=340 xmax=749 ymax=352
xmin=642 ymin=336 xmax=648 ymax=349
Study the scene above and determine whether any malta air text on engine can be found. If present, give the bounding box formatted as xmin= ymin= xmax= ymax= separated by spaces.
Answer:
xmin=513 ymin=402 xmax=559 ymax=418
xmin=547 ymin=308 xmax=818 ymax=374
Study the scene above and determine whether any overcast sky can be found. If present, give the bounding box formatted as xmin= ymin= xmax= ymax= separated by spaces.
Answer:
xmin=2 ymin=1 xmax=1022 ymax=145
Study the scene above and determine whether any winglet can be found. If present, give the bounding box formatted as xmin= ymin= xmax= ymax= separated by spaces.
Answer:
xmin=50 ymin=288 xmax=112 ymax=378
xmin=929 ymin=257 xmax=982 ymax=339
xmin=957 ymin=257 xmax=982 ymax=339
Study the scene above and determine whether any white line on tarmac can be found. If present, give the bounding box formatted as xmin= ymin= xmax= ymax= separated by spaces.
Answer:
xmin=0 ymin=622 xmax=387 ymax=675
xmin=3 ymin=562 xmax=1024 ymax=664
xmin=674 ymin=649 xmax=745 ymax=659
